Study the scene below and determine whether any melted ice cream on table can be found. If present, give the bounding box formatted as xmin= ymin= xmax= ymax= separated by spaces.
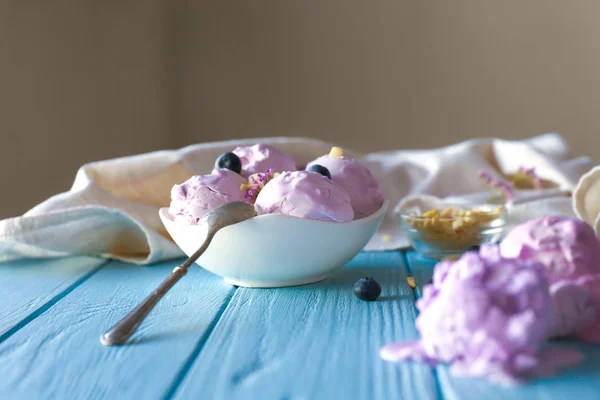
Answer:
xmin=380 ymin=244 xmax=583 ymax=386
xmin=307 ymin=147 xmax=384 ymax=219
xmin=168 ymin=169 xmax=248 ymax=224
xmin=500 ymin=216 xmax=600 ymax=284
xmin=255 ymin=170 xmax=354 ymax=222
xmin=233 ymin=144 xmax=297 ymax=176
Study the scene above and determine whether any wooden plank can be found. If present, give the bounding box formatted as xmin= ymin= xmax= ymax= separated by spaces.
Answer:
xmin=0 ymin=258 xmax=236 ymax=400
xmin=0 ymin=256 xmax=106 ymax=341
xmin=171 ymin=251 xmax=439 ymax=400
xmin=405 ymin=250 xmax=600 ymax=400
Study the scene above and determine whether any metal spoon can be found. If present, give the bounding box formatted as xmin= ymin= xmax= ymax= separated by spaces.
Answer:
xmin=100 ymin=201 xmax=257 ymax=346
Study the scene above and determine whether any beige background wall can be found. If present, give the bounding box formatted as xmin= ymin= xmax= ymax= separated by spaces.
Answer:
xmin=1 ymin=1 xmax=599 ymax=219
xmin=0 ymin=1 xmax=170 ymax=219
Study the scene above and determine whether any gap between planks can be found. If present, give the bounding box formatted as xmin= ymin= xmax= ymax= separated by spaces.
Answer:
xmin=1 ymin=252 xmax=438 ymax=399
xmin=402 ymin=249 xmax=445 ymax=400
xmin=168 ymin=251 xmax=438 ymax=400
xmin=0 ymin=255 xmax=240 ymax=399
xmin=161 ymin=287 xmax=238 ymax=400
xmin=0 ymin=259 xmax=109 ymax=344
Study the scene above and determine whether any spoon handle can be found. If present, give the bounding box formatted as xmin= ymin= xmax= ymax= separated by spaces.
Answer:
xmin=100 ymin=265 xmax=188 ymax=346
xmin=100 ymin=231 xmax=216 ymax=346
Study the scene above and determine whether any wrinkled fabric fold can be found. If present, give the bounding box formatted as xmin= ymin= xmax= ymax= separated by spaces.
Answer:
xmin=0 ymin=133 xmax=592 ymax=264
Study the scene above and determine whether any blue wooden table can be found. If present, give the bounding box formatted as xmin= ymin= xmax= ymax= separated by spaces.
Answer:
xmin=1 ymin=251 xmax=600 ymax=400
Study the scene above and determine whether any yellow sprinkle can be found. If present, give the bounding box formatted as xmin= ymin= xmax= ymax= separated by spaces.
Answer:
xmin=407 ymin=276 xmax=416 ymax=289
xmin=383 ymin=234 xmax=393 ymax=242
xmin=329 ymin=146 xmax=344 ymax=157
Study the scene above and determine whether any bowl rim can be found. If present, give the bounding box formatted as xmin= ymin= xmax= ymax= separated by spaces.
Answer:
xmin=396 ymin=204 xmax=507 ymax=234
xmin=160 ymin=199 xmax=390 ymax=226
xmin=396 ymin=203 xmax=506 ymax=221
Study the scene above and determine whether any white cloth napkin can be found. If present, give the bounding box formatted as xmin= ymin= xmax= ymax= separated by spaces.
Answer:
xmin=363 ymin=133 xmax=592 ymax=250
xmin=573 ymin=166 xmax=600 ymax=235
xmin=0 ymin=133 xmax=592 ymax=264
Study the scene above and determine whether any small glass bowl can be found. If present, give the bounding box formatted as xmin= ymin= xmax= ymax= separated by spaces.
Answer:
xmin=397 ymin=203 xmax=506 ymax=260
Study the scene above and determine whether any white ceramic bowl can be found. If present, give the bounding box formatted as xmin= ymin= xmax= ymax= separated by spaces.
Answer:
xmin=159 ymin=200 xmax=389 ymax=288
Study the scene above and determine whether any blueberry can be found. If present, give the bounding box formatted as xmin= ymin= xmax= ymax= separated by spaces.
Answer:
xmin=353 ymin=277 xmax=381 ymax=301
xmin=307 ymin=164 xmax=331 ymax=179
xmin=215 ymin=152 xmax=242 ymax=174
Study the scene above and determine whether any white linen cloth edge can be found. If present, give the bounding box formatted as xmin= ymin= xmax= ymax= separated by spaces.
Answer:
xmin=0 ymin=133 xmax=594 ymax=264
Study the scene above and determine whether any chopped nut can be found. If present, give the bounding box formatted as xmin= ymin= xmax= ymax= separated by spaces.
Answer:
xmin=407 ymin=276 xmax=416 ymax=289
xmin=406 ymin=205 xmax=503 ymax=252
xmin=423 ymin=209 xmax=439 ymax=218
xmin=329 ymin=146 xmax=344 ymax=157
xmin=452 ymin=218 xmax=464 ymax=230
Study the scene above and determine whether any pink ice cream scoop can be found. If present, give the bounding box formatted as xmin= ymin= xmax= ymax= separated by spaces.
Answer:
xmin=380 ymin=245 xmax=582 ymax=386
xmin=306 ymin=148 xmax=383 ymax=219
xmin=169 ymin=169 xmax=248 ymax=224
xmin=255 ymin=170 xmax=354 ymax=222
xmin=500 ymin=216 xmax=600 ymax=283
xmin=233 ymin=144 xmax=297 ymax=176
xmin=500 ymin=215 xmax=600 ymax=343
